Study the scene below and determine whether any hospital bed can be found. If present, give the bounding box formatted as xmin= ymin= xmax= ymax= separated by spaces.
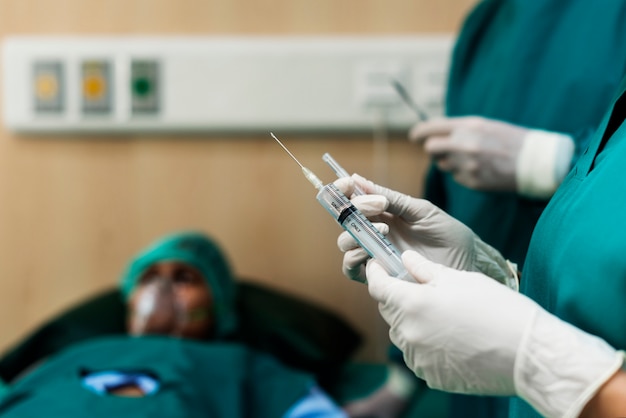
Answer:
xmin=0 ymin=279 xmax=449 ymax=416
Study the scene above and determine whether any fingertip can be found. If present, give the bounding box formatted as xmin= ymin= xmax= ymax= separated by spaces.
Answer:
xmin=401 ymin=251 xmax=437 ymax=284
xmin=352 ymin=194 xmax=389 ymax=215
xmin=336 ymin=231 xmax=357 ymax=251
xmin=334 ymin=177 xmax=355 ymax=196
xmin=365 ymin=259 xmax=388 ymax=284
xmin=409 ymin=117 xmax=456 ymax=143
xmin=408 ymin=123 xmax=426 ymax=143
xmin=401 ymin=250 xmax=425 ymax=264
xmin=372 ymin=222 xmax=389 ymax=235
xmin=351 ymin=173 xmax=373 ymax=192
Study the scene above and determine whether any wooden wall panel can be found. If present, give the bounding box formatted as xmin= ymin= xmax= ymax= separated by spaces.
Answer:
xmin=0 ymin=0 xmax=475 ymax=361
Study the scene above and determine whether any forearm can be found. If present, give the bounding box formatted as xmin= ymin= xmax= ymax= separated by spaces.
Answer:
xmin=580 ymin=369 xmax=626 ymax=418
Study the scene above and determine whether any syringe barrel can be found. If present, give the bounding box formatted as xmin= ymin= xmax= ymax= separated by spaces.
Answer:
xmin=316 ymin=183 xmax=410 ymax=281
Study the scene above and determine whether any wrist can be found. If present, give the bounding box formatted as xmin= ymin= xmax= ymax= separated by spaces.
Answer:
xmin=516 ymin=130 xmax=575 ymax=199
xmin=472 ymin=237 xmax=518 ymax=289
xmin=580 ymin=367 xmax=626 ymax=418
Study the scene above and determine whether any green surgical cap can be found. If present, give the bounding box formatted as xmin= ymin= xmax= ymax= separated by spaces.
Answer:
xmin=119 ymin=231 xmax=237 ymax=338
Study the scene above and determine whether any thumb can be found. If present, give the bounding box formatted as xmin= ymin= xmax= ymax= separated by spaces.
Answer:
xmin=402 ymin=250 xmax=449 ymax=284
xmin=365 ymin=259 xmax=412 ymax=303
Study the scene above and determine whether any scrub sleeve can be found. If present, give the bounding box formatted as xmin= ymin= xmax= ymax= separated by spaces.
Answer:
xmin=511 ymin=78 xmax=626 ymax=418
xmin=426 ymin=1 xmax=626 ymax=417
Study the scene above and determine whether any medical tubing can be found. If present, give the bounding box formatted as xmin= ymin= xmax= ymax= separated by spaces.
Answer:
xmin=316 ymin=183 xmax=410 ymax=281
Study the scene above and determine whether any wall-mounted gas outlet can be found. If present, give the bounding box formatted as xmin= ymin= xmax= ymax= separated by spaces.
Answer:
xmin=33 ymin=61 xmax=64 ymax=114
xmin=3 ymin=36 xmax=453 ymax=134
xmin=81 ymin=60 xmax=113 ymax=115
xmin=131 ymin=59 xmax=160 ymax=115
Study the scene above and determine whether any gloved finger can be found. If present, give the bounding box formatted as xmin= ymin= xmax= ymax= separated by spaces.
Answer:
xmin=366 ymin=259 xmax=418 ymax=302
xmin=343 ymin=247 xmax=370 ymax=276
xmin=434 ymin=147 xmax=476 ymax=173
xmin=366 ymin=259 xmax=398 ymax=302
xmin=402 ymin=250 xmax=449 ymax=284
xmin=352 ymin=174 xmax=439 ymax=223
xmin=450 ymin=159 xmax=482 ymax=189
xmin=423 ymin=135 xmax=454 ymax=156
xmin=343 ymin=262 xmax=367 ymax=283
xmin=337 ymin=223 xmax=390 ymax=251
xmin=333 ymin=176 xmax=356 ymax=197
xmin=433 ymin=155 xmax=455 ymax=172
xmin=350 ymin=195 xmax=389 ymax=217
xmin=408 ymin=117 xmax=468 ymax=144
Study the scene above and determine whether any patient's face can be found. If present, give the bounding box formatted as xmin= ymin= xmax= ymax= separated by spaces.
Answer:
xmin=127 ymin=261 xmax=215 ymax=339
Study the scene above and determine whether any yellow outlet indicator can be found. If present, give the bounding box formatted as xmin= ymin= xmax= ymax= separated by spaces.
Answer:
xmin=83 ymin=74 xmax=106 ymax=100
xmin=81 ymin=60 xmax=112 ymax=114
xmin=35 ymin=73 xmax=59 ymax=100
xmin=34 ymin=61 xmax=64 ymax=113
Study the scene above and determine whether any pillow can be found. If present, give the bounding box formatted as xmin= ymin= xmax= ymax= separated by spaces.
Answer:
xmin=234 ymin=280 xmax=362 ymax=387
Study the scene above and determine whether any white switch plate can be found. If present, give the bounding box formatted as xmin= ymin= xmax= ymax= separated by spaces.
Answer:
xmin=2 ymin=35 xmax=453 ymax=134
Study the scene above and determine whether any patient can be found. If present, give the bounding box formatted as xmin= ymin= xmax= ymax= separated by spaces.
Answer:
xmin=0 ymin=231 xmax=346 ymax=417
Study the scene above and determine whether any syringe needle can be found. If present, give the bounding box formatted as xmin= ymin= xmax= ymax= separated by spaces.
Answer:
xmin=271 ymin=132 xmax=323 ymax=190
xmin=271 ymin=132 xmax=304 ymax=169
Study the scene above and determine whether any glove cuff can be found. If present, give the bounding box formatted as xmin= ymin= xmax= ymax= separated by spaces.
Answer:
xmin=516 ymin=130 xmax=575 ymax=200
xmin=473 ymin=238 xmax=518 ymax=290
xmin=385 ymin=363 xmax=422 ymax=400
xmin=515 ymin=308 xmax=624 ymax=418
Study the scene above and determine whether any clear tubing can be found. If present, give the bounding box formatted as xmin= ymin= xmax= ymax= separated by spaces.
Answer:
xmin=317 ymin=183 xmax=410 ymax=281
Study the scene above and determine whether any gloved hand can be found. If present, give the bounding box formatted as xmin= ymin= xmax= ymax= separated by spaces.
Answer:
xmin=335 ymin=175 xmax=517 ymax=288
xmin=342 ymin=363 xmax=419 ymax=418
xmin=367 ymin=251 xmax=624 ymax=418
xmin=409 ymin=116 xmax=575 ymax=199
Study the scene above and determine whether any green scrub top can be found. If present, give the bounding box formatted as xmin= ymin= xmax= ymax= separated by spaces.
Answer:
xmin=426 ymin=1 xmax=626 ymax=417
xmin=511 ymin=78 xmax=626 ymax=418
xmin=0 ymin=336 xmax=314 ymax=418
xmin=429 ymin=0 xmax=626 ymax=265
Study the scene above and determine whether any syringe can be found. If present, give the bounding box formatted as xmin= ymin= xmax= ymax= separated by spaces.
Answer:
xmin=271 ymin=133 xmax=410 ymax=282
xmin=322 ymin=153 xmax=364 ymax=196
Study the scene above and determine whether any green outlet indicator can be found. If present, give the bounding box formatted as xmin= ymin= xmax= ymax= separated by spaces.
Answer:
xmin=131 ymin=60 xmax=159 ymax=115
xmin=133 ymin=78 xmax=152 ymax=96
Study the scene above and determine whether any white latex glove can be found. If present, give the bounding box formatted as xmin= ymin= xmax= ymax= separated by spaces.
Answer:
xmin=335 ymin=175 xmax=517 ymax=288
xmin=367 ymin=251 xmax=624 ymax=418
xmin=409 ymin=116 xmax=574 ymax=199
